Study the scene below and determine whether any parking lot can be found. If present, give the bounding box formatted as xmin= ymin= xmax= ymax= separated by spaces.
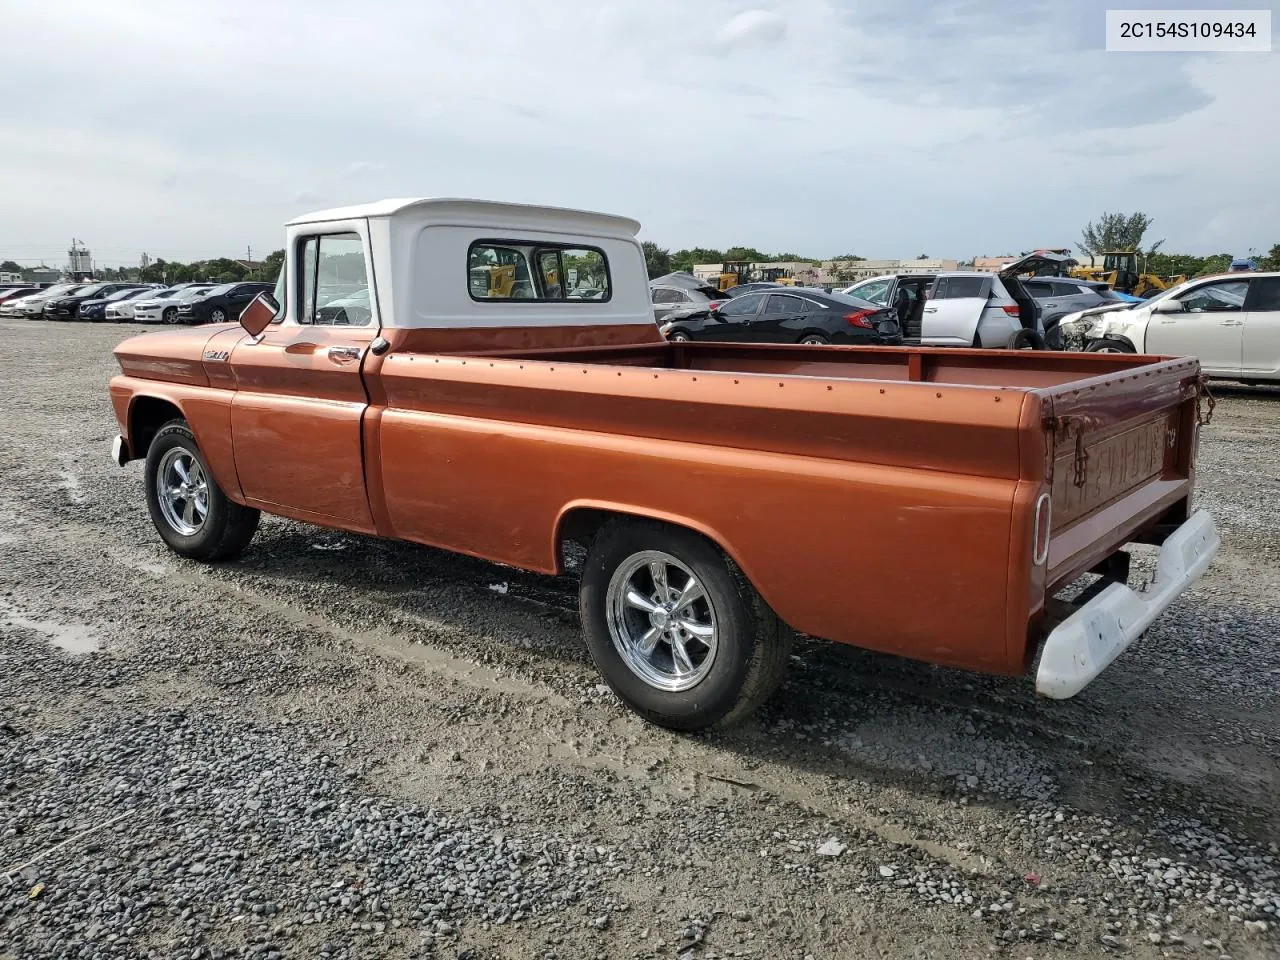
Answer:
xmin=1 ymin=319 xmax=1277 ymax=959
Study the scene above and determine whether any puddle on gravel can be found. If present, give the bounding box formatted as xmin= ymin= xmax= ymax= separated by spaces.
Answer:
xmin=1 ymin=607 xmax=102 ymax=656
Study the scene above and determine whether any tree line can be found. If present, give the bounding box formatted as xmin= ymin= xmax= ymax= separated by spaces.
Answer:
xmin=0 ymin=251 xmax=286 ymax=285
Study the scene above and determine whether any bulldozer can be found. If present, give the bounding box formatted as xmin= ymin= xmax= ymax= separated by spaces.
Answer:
xmin=1071 ymin=251 xmax=1186 ymax=298
xmin=716 ymin=261 xmax=797 ymax=291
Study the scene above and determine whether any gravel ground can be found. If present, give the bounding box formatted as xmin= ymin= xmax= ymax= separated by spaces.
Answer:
xmin=1 ymin=320 xmax=1277 ymax=960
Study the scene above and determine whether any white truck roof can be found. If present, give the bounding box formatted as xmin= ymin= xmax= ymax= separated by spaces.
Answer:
xmin=288 ymin=197 xmax=641 ymax=239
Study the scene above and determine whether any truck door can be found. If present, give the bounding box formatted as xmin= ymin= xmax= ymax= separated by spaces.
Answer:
xmin=921 ymin=276 xmax=990 ymax=346
xmin=1241 ymin=276 xmax=1280 ymax=379
xmin=1145 ymin=278 xmax=1247 ymax=376
xmin=228 ymin=227 xmax=378 ymax=532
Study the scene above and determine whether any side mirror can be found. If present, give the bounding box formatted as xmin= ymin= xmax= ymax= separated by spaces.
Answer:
xmin=239 ymin=291 xmax=279 ymax=336
xmin=1152 ymin=298 xmax=1183 ymax=314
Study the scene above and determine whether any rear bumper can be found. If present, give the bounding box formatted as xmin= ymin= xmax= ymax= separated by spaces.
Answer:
xmin=1036 ymin=509 xmax=1218 ymax=699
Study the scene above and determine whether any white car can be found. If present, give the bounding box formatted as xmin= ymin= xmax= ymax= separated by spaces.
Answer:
xmin=130 ymin=285 xmax=215 ymax=324
xmin=1073 ymin=271 xmax=1280 ymax=384
xmin=1 ymin=282 xmax=86 ymax=319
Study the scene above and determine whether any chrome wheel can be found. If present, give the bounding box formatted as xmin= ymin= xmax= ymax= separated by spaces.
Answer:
xmin=156 ymin=447 xmax=209 ymax=536
xmin=605 ymin=550 xmax=718 ymax=692
xmin=210 ymin=308 xmax=226 ymax=323
xmin=800 ymin=335 xmax=827 ymax=345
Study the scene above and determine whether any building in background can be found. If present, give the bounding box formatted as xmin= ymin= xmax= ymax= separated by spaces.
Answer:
xmin=67 ymin=239 xmax=93 ymax=280
xmin=823 ymin=258 xmax=959 ymax=283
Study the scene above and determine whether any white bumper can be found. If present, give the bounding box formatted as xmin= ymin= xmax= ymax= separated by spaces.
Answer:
xmin=1036 ymin=510 xmax=1219 ymax=699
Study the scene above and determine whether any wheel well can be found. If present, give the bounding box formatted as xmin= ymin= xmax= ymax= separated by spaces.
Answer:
xmin=556 ymin=507 xmax=729 ymax=575
xmin=129 ymin=396 xmax=184 ymax=460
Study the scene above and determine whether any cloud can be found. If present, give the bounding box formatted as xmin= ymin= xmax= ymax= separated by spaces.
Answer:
xmin=0 ymin=0 xmax=1273 ymax=264
xmin=714 ymin=10 xmax=787 ymax=49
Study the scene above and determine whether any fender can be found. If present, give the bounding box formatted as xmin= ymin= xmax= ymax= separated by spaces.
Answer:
xmin=553 ymin=498 xmax=771 ymax=611
xmin=111 ymin=377 xmax=246 ymax=503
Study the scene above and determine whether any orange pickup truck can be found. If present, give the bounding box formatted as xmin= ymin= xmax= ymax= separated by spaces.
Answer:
xmin=108 ymin=198 xmax=1219 ymax=730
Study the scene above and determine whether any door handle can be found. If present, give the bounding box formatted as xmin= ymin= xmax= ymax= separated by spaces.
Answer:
xmin=327 ymin=345 xmax=362 ymax=363
xmin=923 ymin=307 xmax=938 ymax=313
xmin=1219 ymin=320 xmax=1243 ymax=326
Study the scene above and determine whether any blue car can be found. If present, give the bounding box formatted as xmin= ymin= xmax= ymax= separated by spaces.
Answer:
xmin=76 ymin=286 xmax=161 ymax=322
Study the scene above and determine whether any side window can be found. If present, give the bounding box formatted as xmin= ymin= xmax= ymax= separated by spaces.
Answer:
xmin=469 ymin=242 xmax=610 ymax=302
xmin=940 ymin=277 xmax=988 ymax=299
xmin=652 ymin=288 xmax=681 ymax=304
xmin=717 ymin=293 xmax=763 ymax=317
xmin=1053 ymin=282 xmax=1085 ymax=298
xmin=299 ymin=232 xmax=370 ymax=325
xmin=1245 ymin=277 xmax=1280 ymax=311
xmin=1023 ymin=281 xmax=1054 ymax=299
xmin=764 ymin=294 xmax=804 ymax=314
xmin=1177 ymin=280 xmax=1248 ymax=313
xmin=854 ymin=279 xmax=892 ymax=305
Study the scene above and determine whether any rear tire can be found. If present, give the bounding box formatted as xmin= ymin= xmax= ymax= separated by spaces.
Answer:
xmin=799 ymin=334 xmax=828 ymax=345
xmin=144 ymin=421 xmax=259 ymax=561
xmin=1010 ymin=329 xmax=1043 ymax=350
xmin=580 ymin=520 xmax=792 ymax=731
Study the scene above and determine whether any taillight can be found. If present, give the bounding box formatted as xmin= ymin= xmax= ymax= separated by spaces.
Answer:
xmin=708 ymin=301 xmax=723 ymax=311
xmin=1001 ymin=304 xmax=1021 ymax=318
xmin=1032 ymin=492 xmax=1052 ymax=565
xmin=844 ymin=309 xmax=876 ymax=328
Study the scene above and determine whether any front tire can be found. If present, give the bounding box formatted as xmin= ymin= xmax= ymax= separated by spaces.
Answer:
xmin=1085 ymin=338 xmax=1135 ymax=354
xmin=668 ymin=330 xmax=691 ymax=342
xmin=580 ymin=520 xmax=792 ymax=731
xmin=209 ymin=307 xmax=227 ymax=324
xmin=1009 ymin=329 xmax=1044 ymax=350
xmin=162 ymin=307 xmax=179 ymax=325
xmin=144 ymin=421 xmax=259 ymax=561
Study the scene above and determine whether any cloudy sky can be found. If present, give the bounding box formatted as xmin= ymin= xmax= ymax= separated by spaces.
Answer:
xmin=1 ymin=0 xmax=1276 ymax=267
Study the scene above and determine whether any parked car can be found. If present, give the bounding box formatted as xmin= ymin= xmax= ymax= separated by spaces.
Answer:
xmin=648 ymin=272 xmax=724 ymax=324
xmin=839 ymin=274 xmax=936 ymax=340
xmin=1021 ymin=277 xmax=1134 ymax=348
xmin=315 ymin=288 xmax=371 ymax=325
xmin=44 ymin=283 xmax=148 ymax=320
xmin=176 ymin=282 xmax=274 ymax=325
xmin=79 ymin=286 xmax=163 ymax=322
xmin=920 ymin=252 xmax=1075 ymax=349
xmin=132 ymin=286 xmax=217 ymax=324
xmin=1073 ymin=271 xmax=1280 ymax=384
xmin=106 ymin=196 xmax=1217 ymax=731
xmin=659 ymin=288 xmax=901 ymax=345
xmin=0 ymin=286 xmax=38 ymax=306
xmin=1 ymin=283 xmax=85 ymax=318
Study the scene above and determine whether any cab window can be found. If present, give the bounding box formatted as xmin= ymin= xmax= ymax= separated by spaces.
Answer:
xmin=298 ymin=232 xmax=370 ymax=325
xmin=469 ymin=242 xmax=610 ymax=301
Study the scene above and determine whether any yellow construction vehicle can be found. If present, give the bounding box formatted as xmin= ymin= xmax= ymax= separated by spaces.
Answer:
xmin=716 ymin=262 xmax=798 ymax=290
xmin=1071 ymin=251 xmax=1186 ymax=297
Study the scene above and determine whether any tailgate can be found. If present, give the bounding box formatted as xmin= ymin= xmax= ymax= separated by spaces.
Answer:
xmin=1040 ymin=356 xmax=1203 ymax=589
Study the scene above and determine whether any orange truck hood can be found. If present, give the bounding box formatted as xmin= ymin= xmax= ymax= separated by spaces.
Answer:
xmin=113 ymin=326 xmax=238 ymax=387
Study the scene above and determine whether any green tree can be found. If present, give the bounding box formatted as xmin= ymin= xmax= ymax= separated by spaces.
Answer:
xmin=829 ymin=253 xmax=865 ymax=262
xmin=641 ymin=241 xmax=672 ymax=279
xmin=1259 ymin=243 xmax=1280 ymax=271
xmin=205 ymin=258 xmax=247 ymax=281
xmin=0 ymin=260 xmax=21 ymax=273
xmin=670 ymin=247 xmax=723 ymax=274
xmin=723 ymin=246 xmax=766 ymax=263
xmin=1079 ymin=211 xmax=1157 ymax=259
xmin=256 ymin=249 xmax=285 ymax=282
xmin=916 ymin=253 xmax=930 ymax=259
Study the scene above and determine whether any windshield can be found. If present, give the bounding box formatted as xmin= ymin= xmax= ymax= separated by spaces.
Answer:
xmin=1141 ymin=279 xmax=1198 ymax=305
xmin=207 ymin=283 xmax=237 ymax=296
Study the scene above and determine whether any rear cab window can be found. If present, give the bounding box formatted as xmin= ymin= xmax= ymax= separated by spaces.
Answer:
xmin=469 ymin=241 xmax=611 ymax=302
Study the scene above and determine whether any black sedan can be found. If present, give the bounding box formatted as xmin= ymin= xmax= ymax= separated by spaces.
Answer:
xmin=658 ymin=288 xmax=902 ymax=346
xmin=43 ymin=283 xmax=146 ymax=320
xmin=176 ymin=281 xmax=274 ymax=325
xmin=77 ymin=286 xmax=161 ymax=322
